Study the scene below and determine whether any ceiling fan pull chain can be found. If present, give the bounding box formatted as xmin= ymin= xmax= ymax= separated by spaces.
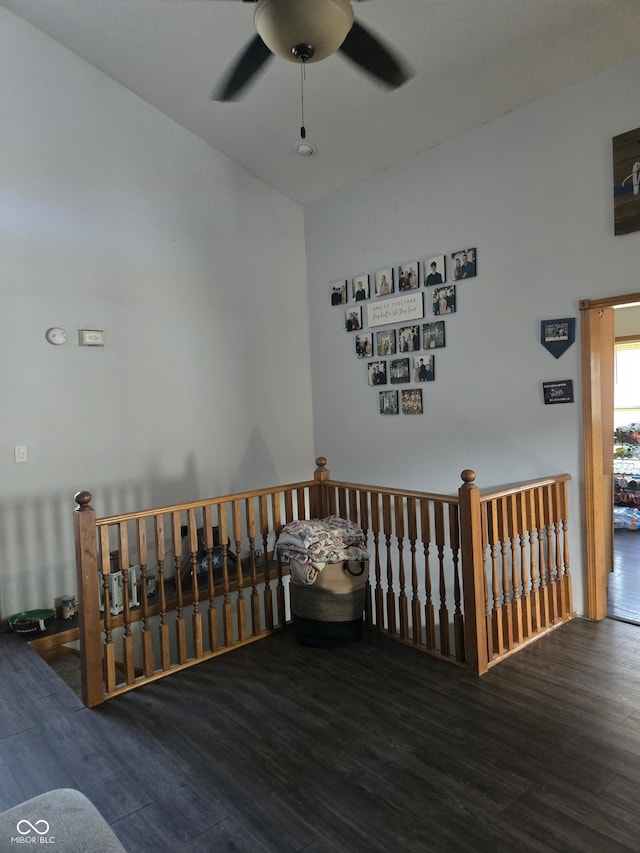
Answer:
xmin=300 ymin=60 xmax=307 ymax=139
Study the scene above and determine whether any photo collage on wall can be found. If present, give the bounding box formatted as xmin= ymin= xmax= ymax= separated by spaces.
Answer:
xmin=331 ymin=248 xmax=477 ymax=415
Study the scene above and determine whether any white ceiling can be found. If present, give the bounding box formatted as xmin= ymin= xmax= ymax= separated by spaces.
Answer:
xmin=2 ymin=0 xmax=640 ymax=205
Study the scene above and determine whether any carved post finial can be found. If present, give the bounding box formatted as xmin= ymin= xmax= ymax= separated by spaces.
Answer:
xmin=315 ymin=456 xmax=327 ymax=471
xmin=75 ymin=490 xmax=93 ymax=510
xmin=461 ymin=469 xmax=476 ymax=485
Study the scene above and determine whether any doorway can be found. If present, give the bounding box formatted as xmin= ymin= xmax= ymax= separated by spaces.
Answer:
xmin=609 ymin=331 xmax=640 ymax=624
xmin=581 ymin=293 xmax=640 ymax=621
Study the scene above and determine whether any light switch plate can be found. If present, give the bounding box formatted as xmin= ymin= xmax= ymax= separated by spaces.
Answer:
xmin=79 ymin=329 xmax=104 ymax=347
xmin=14 ymin=445 xmax=28 ymax=463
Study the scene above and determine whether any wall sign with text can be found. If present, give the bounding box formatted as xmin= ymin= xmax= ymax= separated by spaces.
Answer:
xmin=542 ymin=380 xmax=574 ymax=405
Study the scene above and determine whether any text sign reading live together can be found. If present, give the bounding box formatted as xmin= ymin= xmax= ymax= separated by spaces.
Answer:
xmin=367 ymin=293 xmax=424 ymax=328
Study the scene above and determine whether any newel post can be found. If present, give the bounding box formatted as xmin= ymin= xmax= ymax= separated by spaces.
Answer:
xmin=74 ymin=491 xmax=104 ymax=707
xmin=311 ymin=457 xmax=330 ymax=518
xmin=458 ymin=470 xmax=489 ymax=675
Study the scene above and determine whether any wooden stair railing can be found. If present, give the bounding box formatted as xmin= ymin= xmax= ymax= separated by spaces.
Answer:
xmin=74 ymin=458 xmax=573 ymax=706
xmin=314 ymin=461 xmax=573 ymax=674
xmin=74 ymin=473 xmax=324 ymax=707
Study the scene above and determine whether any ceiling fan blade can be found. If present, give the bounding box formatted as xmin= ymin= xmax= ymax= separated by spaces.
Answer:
xmin=211 ymin=34 xmax=273 ymax=101
xmin=339 ymin=19 xmax=413 ymax=90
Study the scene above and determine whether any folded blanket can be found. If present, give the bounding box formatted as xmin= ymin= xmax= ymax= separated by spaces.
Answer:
xmin=277 ymin=516 xmax=369 ymax=584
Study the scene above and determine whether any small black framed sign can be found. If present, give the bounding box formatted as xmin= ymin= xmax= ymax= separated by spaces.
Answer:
xmin=543 ymin=380 xmax=574 ymax=405
xmin=541 ymin=317 xmax=575 ymax=359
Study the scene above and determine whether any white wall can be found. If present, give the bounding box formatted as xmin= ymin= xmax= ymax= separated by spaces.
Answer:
xmin=0 ymin=9 xmax=314 ymax=617
xmin=304 ymin=56 xmax=640 ymax=617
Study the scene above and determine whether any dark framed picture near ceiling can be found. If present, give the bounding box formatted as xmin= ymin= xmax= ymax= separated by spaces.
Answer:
xmin=330 ymin=247 xmax=477 ymax=414
xmin=613 ymin=126 xmax=640 ymax=236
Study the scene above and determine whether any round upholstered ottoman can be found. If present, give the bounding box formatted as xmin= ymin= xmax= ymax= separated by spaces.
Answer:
xmin=290 ymin=559 xmax=368 ymax=648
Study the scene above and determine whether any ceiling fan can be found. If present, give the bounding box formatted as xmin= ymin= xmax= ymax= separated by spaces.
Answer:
xmin=211 ymin=0 xmax=413 ymax=101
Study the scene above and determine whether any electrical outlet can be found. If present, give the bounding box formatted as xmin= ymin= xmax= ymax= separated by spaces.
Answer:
xmin=14 ymin=445 xmax=28 ymax=463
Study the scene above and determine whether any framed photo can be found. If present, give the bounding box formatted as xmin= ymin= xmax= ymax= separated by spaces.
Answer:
xmin=390 ymin=357 xmax=410 ymax=384
xmin=451 ymin=248 xmax=476 ymax=280
xmin=541 ymin=317 xmax=576 ymax=359
xmin=398 ymin=261 xmax=419 ymax=291
xmin=433 ymin=285 xmax=456 ymax=315
xmin=401 ymin=389 xmax=423 ymax=414
xmin=355 ymin=333 xmax=373 ymax=358
xmin=398 ymin=324 xmax=421 ymax=353
xmin=374 ymin=268 xmax=395 ymax=297
xmin=367 ymin=361 xmax=387 ymax=386
xmin=613 ymin=127 xmax=640 ymax=235
xmin=424 ymin=255 xmax=446 ymax=286
xmin=413 ymin=354 xmax=434 ymax=382
xmin=423 ymin=320 xmax=445 ymax=349
xmin=345 ymin=307 xmax=362 ymax=332
xmin=542 ymin=380 xmax=574 ymax=404
xmin=352 ymin=275 xmax=370 ymax=302
xmin=376 ymin=329 xmax=396 ymax=356
xmin=331 ymin=280 xmax=347 ymax=305
xmin=379 ymin=390 xmax=398 ymax=415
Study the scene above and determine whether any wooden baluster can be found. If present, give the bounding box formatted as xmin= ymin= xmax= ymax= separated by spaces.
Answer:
xmin=370 ymin=492 xmax=384 ymax=630
xmin=326 ymin=484 xmax=337 ymax=516
xmin=507 ymin=494 xmax=523 ymax=645
xmin=348 ymin=489 xmax=358 ymax=526
xmin=155 ymin=515 xmax=170 ymax=670
xmin=232 ymin=500 xmax=246 ymax=642
xmin=517 ymin=492 xmax=532 ymax=639
xmin=560 ymin=480 xmax=573 ymax=616
xmin=544 ymin=484 xmax=559 ymax=623
xmin=271 ymin=493 xmax=285 ymax=627
xmin=535 ymin=487 xmax=550 ymax=629
xmin=296 ymin=487 xmax=306 ymax=520
xmin=553 ymin=482 xmax=567 ymax=618
xmin=487 ymin=499 xmax=503 ymax=655
xmin=382 ymin=493 xmax=396 ymax=635
xmin=137 ymin=518 xmax=153 ymax=678
xmin=187 ymin=508 xmax=203 ymax=659
xmin=407 ymin=497 xmax=421 ymax=646
xmin=284 ymin=491 xmax=294 ymax=525
xmin=245 ymin=497 xmax=260 ymax=635
xmin=551 ymin=483 xmax=565 ymax=620
xmin=358 ymin=490 xmax=372 ymax=625
xmin=218 ymin=503 xmax=234 ymax=644
xmin=202 ymin=505 xmax=218 ymax=652
xmin=498 ymin=497 xmax=514 ymax=650
xmin=553 ymin=483 xmax=563 ymax=615
xmin=337 ymin=487 xmax=347 ymax=520
xmin=118 ymin=522 xmax=136 ymax=684
xmin=395 ymin=497 xmax=409 ymax=641
xmin=526 ymin=490 xmax=541 ymax=634
xmin=171 ymin=513 xmax=188 ymax=664
xmin=420 ymin=498 xmax=436 ymax=651
xmin=434 ymin=501 xmax=450 ymax=657
xmin=99 ymin=525 xmax=115 ymax=696
xmin=259 ymin=495 xmax=273 ymax=631
xmin=479 ymin=502 xmax=492 ymax=662
xmin=450 ymin=503 xmax=465 ymax=663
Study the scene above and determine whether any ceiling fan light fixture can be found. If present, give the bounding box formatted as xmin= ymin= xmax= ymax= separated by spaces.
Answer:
xmin=254 ymin=0 xmax=355 ymax=63
xmin=296 ymin=140 xmax=317 ymax=156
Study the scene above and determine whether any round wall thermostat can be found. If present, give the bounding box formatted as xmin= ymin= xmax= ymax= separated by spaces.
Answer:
xmin=45 ymin=327 xmax=68 ymax=345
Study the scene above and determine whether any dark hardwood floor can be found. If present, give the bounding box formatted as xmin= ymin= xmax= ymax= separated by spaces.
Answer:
xmin=608 ymin=529 xmax=640 ymax=624
xmin=4 ymin=618 xmax=640 ymax=852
